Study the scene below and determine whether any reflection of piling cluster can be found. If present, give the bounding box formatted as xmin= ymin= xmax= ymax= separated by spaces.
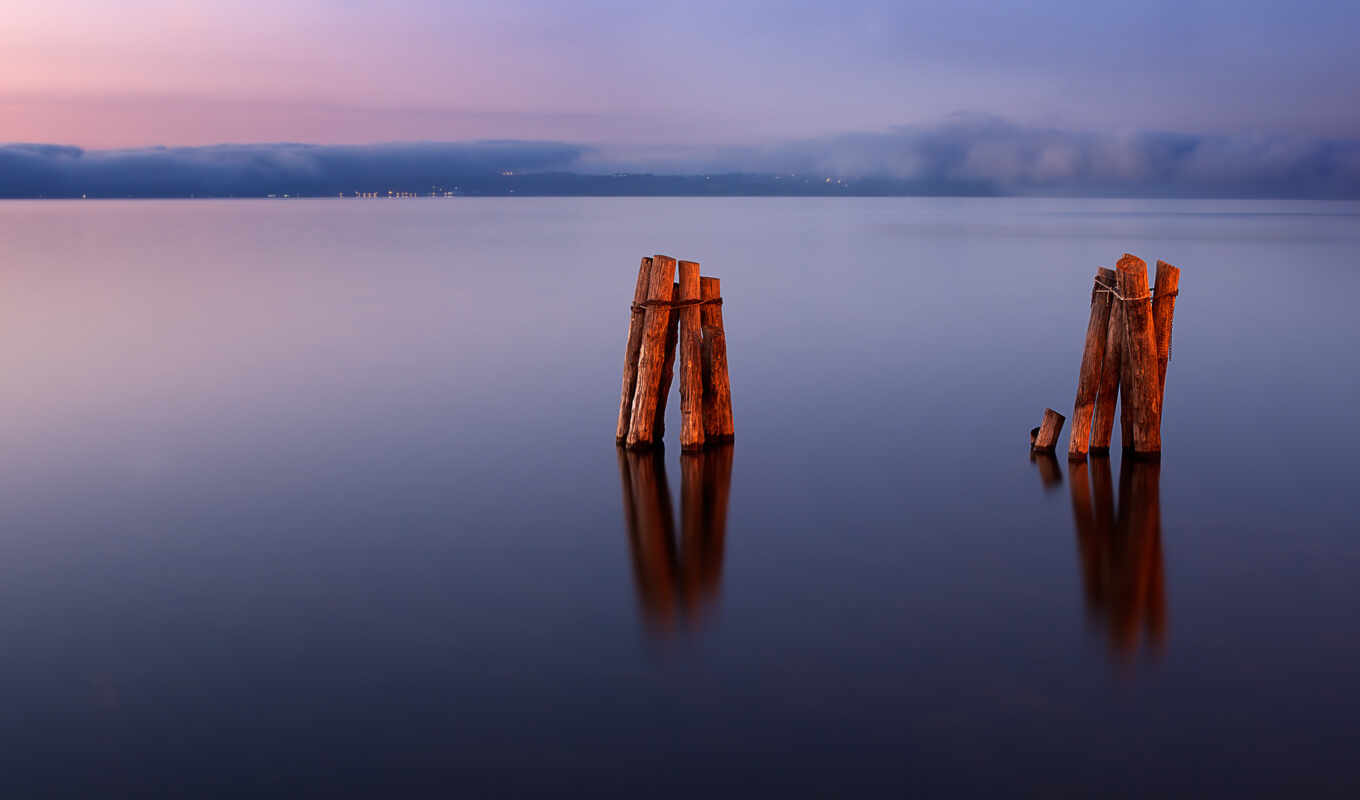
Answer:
xmin=617 ymin=446 xmax=734 ymax=633
xmin=616 ymin=255 xmax=735 ymax=451
xmin=1035 ymin=453 xmax=1166 ymax=662
xmin=1032 ymin=254 xmax=1181 ymax=459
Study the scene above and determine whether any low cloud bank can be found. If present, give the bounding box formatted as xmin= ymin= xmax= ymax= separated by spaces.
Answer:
xmin=592 ymin=115 xmax=1360 ymax=198
xmin=3 ymin=116 xmax=1358 ymax=197
xmin=0 ymin=141 xmax=589 ymax=197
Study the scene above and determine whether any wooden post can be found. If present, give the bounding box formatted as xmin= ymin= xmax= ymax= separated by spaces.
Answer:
xmin=616 ymin=257 xmax=653 ymax=443
xmin=1151 ymin=260 xmax=1180 ymax=417
xmin=652 ymin=282 xmax=681 ymax=440
xmin=1068 ymin=267 xmax=1117 ymax=461
xmin=699 ymin=276 xmax=735 ymax=443
xmin=1031 ymin=408 xmax=1066 ymax=452
xmin=1117 ymin=287 xmax=1135 ymax=452
xmin=1091 ymin=286 xmax=1124 ymax=454
xmin=626 ymin=256 xmax=677 ymax=448
xmin=677 ymin=261 xmax=705 ymax=451
xmin=1116 ymin=254 xmax=1161 ymax=456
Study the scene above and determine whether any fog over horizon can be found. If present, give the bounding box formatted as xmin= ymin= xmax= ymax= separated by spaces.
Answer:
xmin=6 ymin=1 xmax=1358 ymax=197
xmin=3 ymin=115 xmax=1359 ymax=199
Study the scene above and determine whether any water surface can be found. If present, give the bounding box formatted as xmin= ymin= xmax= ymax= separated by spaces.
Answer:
xmin=1 ymin=197 xmax=1357 ymax=795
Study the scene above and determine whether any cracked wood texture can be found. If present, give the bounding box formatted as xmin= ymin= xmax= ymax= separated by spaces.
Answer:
xmin=677 ymin=261 xmax=705 ymax=451
xmin=1117 ymin=254 xmax=1162 ymax=455
xmin=626 ymin=255 xmax=677 ymax=448
xmin=1151 ymin=260 xmax=1180 ymax=422
xmin=616 ymin=257 xmax=654 ymax=443
xmin=652 ymin=282 xmax=681 ymax=440
xmin=1068 ymin=267 xmax=1117 ymax=461
xmin=1091 ymin=281 xmax=1124 ymax=454
xmin=1031 ymin=408 xmax=1066 ymax=452
xmin=699 ymin=276 xmax=735 ymax=443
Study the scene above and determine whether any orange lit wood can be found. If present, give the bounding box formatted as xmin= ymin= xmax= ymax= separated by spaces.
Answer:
xmin=1068 ymin=267 xmax=1117 ymax=461
xmin=652 ymin=282 xmax=681 ymax=440
xmin=1031 ymin=407 xmax=1066 ymax=452
xmin=1092 ymin=288 xmax=1125 ymax=454
xmin=626 ymin=256 xmax=677 ymax=448
xmin=1117 ymin=254 xmax=1161 ymax=456
xmin=677 ymin=261 xmax=705 ymax=451
xmin=616 ymin=257 xmax=653 ymax=443
xmin=1151 ymin=259 xmax=1180 ymax=421
xmin=699 ymin=276 xmax=734 ymax=444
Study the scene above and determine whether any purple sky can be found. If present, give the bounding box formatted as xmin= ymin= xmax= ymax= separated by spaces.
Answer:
xmin=5 ymin=0 xmax=1359 ymax=150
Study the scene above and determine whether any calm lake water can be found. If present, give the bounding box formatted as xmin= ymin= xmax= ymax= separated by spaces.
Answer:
xmin=1 ymin=198 xmax=1357 ymax=796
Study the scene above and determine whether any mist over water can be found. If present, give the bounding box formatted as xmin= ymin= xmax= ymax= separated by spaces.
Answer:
xmin=1 ymin=197 xmax=1357 ymax=795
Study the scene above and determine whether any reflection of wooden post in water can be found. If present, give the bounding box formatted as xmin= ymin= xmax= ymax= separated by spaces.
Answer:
xmin=1029 ymin=449 xmax=1063 ymax=490
xmin=695 ymin=445 xmax=732 ymax=602
xmin=1067 ymin=455 xmax=1166 ymax=661
xmin=621 ymin=449 xmax=680 ymax=630
xmin=1123 ymin=458 xmax=1166 ymax=651
xmin=617 ymin=445 xmax=733 ymax=633
xmin=1069 ymin=456 xmax=1100 ymax=611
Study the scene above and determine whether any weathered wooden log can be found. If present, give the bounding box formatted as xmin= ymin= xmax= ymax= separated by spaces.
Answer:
xmin=652 ymin=281 xmax=681 ymax=440
xmin=626 ymin=256 xmax=677 ymax=448
xmin=1151 ymin=259 xmax=1180 ymax=417
xmin=616 ymin=257 xmax=654 ymax=443
xmin=1091 ymin=284 xmax=1124 ymax=454
xmin=699 ymin=276 xmax=735 ymax=443
xmin=677 ymin=261 xmax=705 ymax=451
xmin=1068 ymin=267 xmax=1117 ymax=461
xmin=1031 ymin=408 xmax=1066 ymax=452
xmin=1116 ymin=254 xmax=1161 ymax=456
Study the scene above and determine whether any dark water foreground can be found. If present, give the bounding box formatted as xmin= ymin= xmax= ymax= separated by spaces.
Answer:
xmin=0 ymin=198 xmax=1356 ymax=796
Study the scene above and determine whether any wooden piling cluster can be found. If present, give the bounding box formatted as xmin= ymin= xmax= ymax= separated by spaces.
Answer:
xmin=1042 ymin=254 xmax=1181 ymax=461
xmin=617 ymin=255 xmax=734 ymax=451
